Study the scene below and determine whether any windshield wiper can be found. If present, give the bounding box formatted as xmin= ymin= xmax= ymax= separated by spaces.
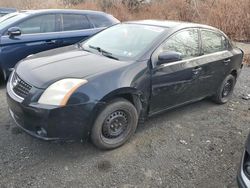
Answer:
xmin=88 ymin=45 xmax=119 ymax=60
xmin=77 ymin=43 xmax=91 ymax=53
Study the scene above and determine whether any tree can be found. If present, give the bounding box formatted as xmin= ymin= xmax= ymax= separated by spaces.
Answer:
xmin=62 ymin=0 xmax=86 ymax=6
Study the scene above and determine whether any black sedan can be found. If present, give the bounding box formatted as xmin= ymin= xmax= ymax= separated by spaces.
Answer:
xmin=7 ymin=20 xmax=244 ymax=149
xmin=238 ymin=133 xmax=250 ymax=188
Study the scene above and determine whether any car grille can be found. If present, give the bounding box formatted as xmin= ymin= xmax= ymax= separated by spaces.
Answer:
xmin=11 ymin=72 xmax=32 ymax=99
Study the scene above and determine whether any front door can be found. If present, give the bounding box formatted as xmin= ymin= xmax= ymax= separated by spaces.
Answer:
xmin=59 ymin=13 xmax=100 ymax=46
xmin=0 ymin=14 xmax=62 ymax=74
xmin=150 ymin=29 xmax=202 ymax=114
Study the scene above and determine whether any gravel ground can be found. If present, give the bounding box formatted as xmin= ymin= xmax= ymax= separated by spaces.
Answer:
xmin=0 ymin=66 xmax=249 ymax=188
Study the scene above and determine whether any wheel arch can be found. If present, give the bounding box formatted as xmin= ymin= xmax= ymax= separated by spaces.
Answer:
xmin=230 ymin=69 xmax=237 ymax=79
xmin=99 ymin=87 xmax=149 ymax=121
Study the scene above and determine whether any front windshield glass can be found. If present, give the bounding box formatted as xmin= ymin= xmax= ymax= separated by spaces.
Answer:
xmin=82 ymin=24 xmax=166 ymax=61
xmin=0 ymin=13 xmax=27 ymax=31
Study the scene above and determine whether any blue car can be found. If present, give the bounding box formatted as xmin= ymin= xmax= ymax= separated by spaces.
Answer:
xmin=0 ymin=7 xmax=17 ymax=17
xmin=0 ymin=9 xmax=119 ymax=81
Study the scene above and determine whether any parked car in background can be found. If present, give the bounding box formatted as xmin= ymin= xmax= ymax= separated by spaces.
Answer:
xmin=0 ymin=9 xmax=119 ymax=81
xmin=238 ymin=132 xmax=250 ymax=188
xmin=7 ymin=20 xmax=243 ymax=149
xmin=0 ymin=7 xmax=17 ymax=17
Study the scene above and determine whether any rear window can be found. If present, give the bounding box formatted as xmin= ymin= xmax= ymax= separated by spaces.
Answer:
xmin=62 ymin=14 xmax=91 ymax=31
xmin=201 ymin=30 xmax=229 ymax=54
xmin=88 ymin=14 xmax=112 ymax=28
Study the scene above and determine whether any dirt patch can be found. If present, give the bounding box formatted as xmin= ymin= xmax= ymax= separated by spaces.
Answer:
xmin=97 ymin=160 xmax=112 ymax=172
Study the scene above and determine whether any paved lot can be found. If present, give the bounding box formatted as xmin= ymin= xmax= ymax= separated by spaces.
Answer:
xmin=0 ymin=67 xmax=249 ymax=188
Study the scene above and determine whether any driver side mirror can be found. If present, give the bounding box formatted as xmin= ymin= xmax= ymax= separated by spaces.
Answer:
xmin=157 ymin=51 xmax=182 ymax=65
xmin=7 ymin=27 xmax=21 ymax=37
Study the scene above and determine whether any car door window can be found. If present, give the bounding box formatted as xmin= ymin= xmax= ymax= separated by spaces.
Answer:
xmin=62 ymin=14 xmax=91 ymax=31
xmin=201 ymin=30 xmax=228 ymax=54
xmin=162 ymin=29 xmax=200 ymax=59
xmin=17 ymin=14 xmax=56 ymax=34
xmin=88 ymin=14 xmax=112 ymax=28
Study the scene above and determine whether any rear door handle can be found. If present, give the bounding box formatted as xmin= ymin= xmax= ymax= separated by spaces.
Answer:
xmin=223 ymin=59 xmax=231 ymax=65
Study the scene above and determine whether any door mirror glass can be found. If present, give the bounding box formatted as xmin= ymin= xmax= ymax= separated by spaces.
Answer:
xmin=7 ymin=27 xmax=21 ymax=37
xmin=157 ymin=51 xmax=182 ymax=65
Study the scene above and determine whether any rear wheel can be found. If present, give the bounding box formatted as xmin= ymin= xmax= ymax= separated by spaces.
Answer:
xmin=91 ymin=98 xmax=138 ymax=150
xmin=212 ymin=74 xmax=236 ymax=104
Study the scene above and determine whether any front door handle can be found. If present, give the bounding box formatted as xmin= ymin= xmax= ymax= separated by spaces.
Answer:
xmin=192 ymin=66 xmax=202 ymax=74
xmin=45 ymin=40 xmax=62 ymax=45
xmin=192 ymin=66 xmax=202 ymax=79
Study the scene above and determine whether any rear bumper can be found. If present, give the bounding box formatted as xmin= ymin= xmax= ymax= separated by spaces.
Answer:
xmin=7 ymin=83 xmax=100 ymax=141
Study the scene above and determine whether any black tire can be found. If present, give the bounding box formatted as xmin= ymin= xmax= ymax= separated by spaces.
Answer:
xmin=212 ymin=74 xmax=236 ymax=104
xmin=91 ymin=98 xmax=138 ymax=150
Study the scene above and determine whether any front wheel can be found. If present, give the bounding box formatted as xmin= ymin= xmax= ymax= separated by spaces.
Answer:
xmin=212 ymin=74 xmax=236 ymax=104
xmin=91 ymin=98 xmax=138 ymax=150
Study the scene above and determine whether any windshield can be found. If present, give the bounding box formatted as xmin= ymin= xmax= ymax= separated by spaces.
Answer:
xmin=82 ymin=24 xmax=166 ymax=61
xmin=0 ymin=13 xmax=27 ymax=31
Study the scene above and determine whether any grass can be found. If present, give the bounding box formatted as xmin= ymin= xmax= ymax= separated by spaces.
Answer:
xmin=244 ymin=55 xmax=250 ymax=66
xmin=74 ymin=0 xmax=250 ymax=42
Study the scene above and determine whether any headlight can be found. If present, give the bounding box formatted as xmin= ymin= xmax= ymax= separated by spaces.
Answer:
xmin=38 ymin=79 xmax=88 ymax=106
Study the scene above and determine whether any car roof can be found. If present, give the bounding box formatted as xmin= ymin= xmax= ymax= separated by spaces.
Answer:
xmin=19 ymin=9 xmax=109 ymax=15
xmin=0 ymin=7 xmax=17 ymax=13
xmin=126 ymin=20 xmax=218 ymax=31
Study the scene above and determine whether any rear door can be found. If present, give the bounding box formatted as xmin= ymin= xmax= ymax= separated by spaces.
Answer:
xmin=196 ymin=29 xmax=234 ymax=96
xmin=87 ymin=14 xmax=115 ymax=28
xmin=150 ymin=28 xmax=202 ymax=114
xmin=0 ymin=14 xmax=62 ymax=71
xmin=59 ymin=13 xmax=102 ymax=46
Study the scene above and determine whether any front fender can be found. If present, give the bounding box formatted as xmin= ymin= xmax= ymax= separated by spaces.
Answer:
xmin=100 ymin=87 xmax=149 ymax=121
xmin=68 ymin=60 xmax=151 ymax=118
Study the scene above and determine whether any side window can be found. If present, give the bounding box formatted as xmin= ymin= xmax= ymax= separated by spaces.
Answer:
xmin=17 ymin=14 xmax=56 ymax=34
xmin=201 ymin=30 xmax=228 ymax=54
xmin=162 ymin=29 xmax=199 ymax=59
xmin=62 ymin=14 xmax=91 ymax=31
xmin=88 ymin=14 xmax=112 ymax=28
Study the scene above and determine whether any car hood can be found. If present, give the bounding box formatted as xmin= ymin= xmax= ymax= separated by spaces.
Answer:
xmin=16 ymin=45 xmax=128 ymax=89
